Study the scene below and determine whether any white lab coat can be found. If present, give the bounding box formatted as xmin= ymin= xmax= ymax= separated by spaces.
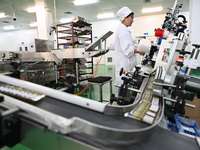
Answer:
xmin=115 ymin=23 xmax=137 ymax=85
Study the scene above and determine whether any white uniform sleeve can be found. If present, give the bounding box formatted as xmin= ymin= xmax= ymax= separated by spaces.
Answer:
xmin=118 ymin=28 xmax=135 ymax=58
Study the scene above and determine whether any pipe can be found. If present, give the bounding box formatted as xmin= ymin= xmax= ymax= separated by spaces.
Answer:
xmin=0 ymin=74 xmax=106 ymax=113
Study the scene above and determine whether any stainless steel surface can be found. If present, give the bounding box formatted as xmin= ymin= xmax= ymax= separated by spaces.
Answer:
xmin=0 ymin=58 xmax=55 ymax=85
xmin=52 ymin=48 xmax=106 ymax=58
xmin=19 ymin=49 xmax=106 ymax=61
xmin=0 ymin=51 xmax=18 ymax=60
xmin=5 ymin=94 xmax=164 ymax=141
xmin=1 ymin=107 xmax=19 ymax=117
xmin=153 ymin=81 xmax=176 ymax=88
xmin=76 ymin=62 xmax=79 ymax=84
xmin=21 ymin=62 xmax=55 ymax=85
xmin=115 ymin=84 xmax=142 ymax=93
xmin=0 ymin=74 xmax=165 ymax=142
xmin=35 ymin=39 xmax=54 ymax=52
xmin=20 ymin=120 xmax=97 ymax=150
xmin=2 ymin=93 xmax=74 ymax=134
xmin=1 ymin=32 xmax=112 ymax=73
xmin=153 ymin=84 xmax=163 ymax=96
xmin=73 ymin=97 xmax=164 ymax=141
xmin=51 ymin=53 xmax=61 ymax=65
xmin=86 ymin=31 xmax=113 ymax=51
xmin=196 ymin=137 xmax=200 ymax=148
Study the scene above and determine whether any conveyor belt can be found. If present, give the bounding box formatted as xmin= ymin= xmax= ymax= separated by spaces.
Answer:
xmin=0 ymin=77 xmax=199 ymax=149
xmin=0 ymin=78 xmax=160 ymax=142
xmin=70 ymin=126 xmax=200 ymax=150
xmin=35 ymin=96 xmax=149 ymax=130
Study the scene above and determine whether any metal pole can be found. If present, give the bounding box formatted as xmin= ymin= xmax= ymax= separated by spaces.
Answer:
xmin=100 ymin=85 xmax=103 ymax=102
xmin=164 ymin=97 xmax=195 ymax=108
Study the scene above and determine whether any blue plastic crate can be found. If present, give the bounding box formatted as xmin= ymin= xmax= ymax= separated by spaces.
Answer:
xmin=174 ymin=114 xmax=200 ymax=138
xmin=166 ymin=118 xmax=177 ymax=132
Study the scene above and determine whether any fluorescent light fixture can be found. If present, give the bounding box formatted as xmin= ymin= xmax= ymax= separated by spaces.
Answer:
xmin=27 ymin=6 xmax=44 ymax=13
xmin=4 ymin=25 xmax=15 ymax=30
xmin=0 ymin=13 xmax=7 ymax=18
xmin=142 ymin=6 xmax=163 ymax=13
xmin=74 ymin=0 xmax=99 ymax=6
xmin=60 ymin=17 xmax=74 ymax=23
xmin=97 ymin=13 xmax=114 ymax=19
xmin=30 ymin=22 xmax=37 ymax=27
xmin=27 ymin=7 xmax=36 ymax=13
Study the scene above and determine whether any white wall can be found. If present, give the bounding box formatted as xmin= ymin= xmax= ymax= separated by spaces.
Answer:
xmin=0 ymin=11 xmax=190 ymax=59
xmin=0 ymin=29 xmax=38 ymax=51
xmin=92 ymin=11 xmax=189 ymax=65
xmin=189 ymin=0 xmax=200 ymax=48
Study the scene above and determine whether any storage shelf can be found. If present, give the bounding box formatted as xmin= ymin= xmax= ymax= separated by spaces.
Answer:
xmin=79 ymin=72 xmax=93 ymax=75
xmin=58 ymin=36 xmax=92 ymax=40
xmin=56 ymin=20 xmax=93 ymax=83
xmin=57 ymin=29 xmax=91 ymax=35
xmin=57 ymin=22 xmax=92 ymax=28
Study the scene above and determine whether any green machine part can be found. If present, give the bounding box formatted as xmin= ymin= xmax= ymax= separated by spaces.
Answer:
xmin=185 ymin=74 xmax=200 ymax=95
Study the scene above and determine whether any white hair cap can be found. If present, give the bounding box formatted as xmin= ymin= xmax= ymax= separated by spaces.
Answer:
xmin=116 ymin=6 xmax=133 ymax=22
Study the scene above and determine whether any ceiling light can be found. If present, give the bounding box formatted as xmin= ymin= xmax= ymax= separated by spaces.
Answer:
xmin=27 ymin=6 xmax=45 ymax=13
xmin=60 ymin=17 xmax=74 ymax=23
xmin=4 ymin=25 xmax=15 ymax=30
xmin=0 ymin=13 xmax=7 ymax=18
xmin=142 ymin=6 xmax=163 ymax=13
xmin=30 ymin=22 xmax=37 ymax=27
xmin=27 ymin=7 xmax=36 ymax=13
xmin=97 ymin=13 xmax=114 ymax=19
xmin=74 ymin=0 xmax=99 ymax=6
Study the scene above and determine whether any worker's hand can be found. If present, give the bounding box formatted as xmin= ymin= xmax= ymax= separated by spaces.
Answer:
xmin=134 ymin=49 xmax=145 ymax=56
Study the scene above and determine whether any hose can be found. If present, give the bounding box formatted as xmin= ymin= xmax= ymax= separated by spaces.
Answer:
xmin=75 ymin=55 xmax=104 ymax=96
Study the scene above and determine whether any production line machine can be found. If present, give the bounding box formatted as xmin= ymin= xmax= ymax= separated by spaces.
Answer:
xmin=0 ymin=1 xmax=200 ymax=149
xmin=0 ymin=71 xmax=199 ymax=150
xmin=116 ymin=0 xmax=200 ymax=117
xmin=109 ymin=0 xmax=200 ymax=145
xmin=0 ymin=35 xmax=199 ymax=150
xmin=152 ymin=0 xmax=200 ymax=120
xmin=0 ymin=31 xmax=113 ymax=86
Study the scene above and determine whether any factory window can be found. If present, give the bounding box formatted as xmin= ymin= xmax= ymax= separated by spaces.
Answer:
xmin=107 ymin=57 xmax=112 ymax=62
xmin=108 ymin=67 xmax=113 ymax=71
xmin=25 ymin=46 xmax=28 ymax=51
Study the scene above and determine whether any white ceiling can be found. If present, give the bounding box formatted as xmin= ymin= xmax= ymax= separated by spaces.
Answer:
xmin=0 ymin=0 xmax=189 ymax=32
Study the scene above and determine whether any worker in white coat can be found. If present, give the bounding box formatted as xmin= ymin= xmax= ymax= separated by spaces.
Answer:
xmin=115 ymin=6 xmax=144 ymax=85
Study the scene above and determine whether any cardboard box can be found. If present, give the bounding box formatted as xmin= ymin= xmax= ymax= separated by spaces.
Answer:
xmin=185 ymin=97 xmax=200 ymax=126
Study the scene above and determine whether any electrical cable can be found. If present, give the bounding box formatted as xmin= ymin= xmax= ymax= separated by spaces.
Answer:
xmin=75 ymin=55 xmax=104 ymax=96
xmin=20 ymin=74 xmax=25 ymax=81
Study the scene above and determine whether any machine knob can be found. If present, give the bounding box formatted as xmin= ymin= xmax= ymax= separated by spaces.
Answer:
xmin=135 ymin=66 xmax=141 ymax=71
